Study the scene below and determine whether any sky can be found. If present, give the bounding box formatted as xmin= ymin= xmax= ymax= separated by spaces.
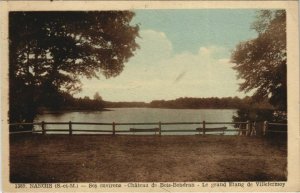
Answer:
xmin=76 ymin=9 xmax=259 ymax=102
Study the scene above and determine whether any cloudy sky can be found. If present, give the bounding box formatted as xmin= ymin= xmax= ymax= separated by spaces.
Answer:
xmin=76 ymin=9 xmax=258 ymax=102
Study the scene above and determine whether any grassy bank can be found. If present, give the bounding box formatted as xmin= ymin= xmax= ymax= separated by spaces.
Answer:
xmin=10 ymin=134 xmax=287 ymax=182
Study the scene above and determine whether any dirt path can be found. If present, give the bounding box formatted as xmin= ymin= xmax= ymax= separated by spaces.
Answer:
xmin=9 ymin=134 xmax=287 ymax=182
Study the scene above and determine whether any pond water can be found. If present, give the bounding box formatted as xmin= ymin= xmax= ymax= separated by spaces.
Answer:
xmin=34 ymin=108 xmax=239 ymax=135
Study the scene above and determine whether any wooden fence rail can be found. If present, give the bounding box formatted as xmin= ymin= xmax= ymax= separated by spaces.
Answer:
xmin=263 ymin=121 xmax=287 ymax=135
xmin=9 ymin=120 xmax=287 ymax=136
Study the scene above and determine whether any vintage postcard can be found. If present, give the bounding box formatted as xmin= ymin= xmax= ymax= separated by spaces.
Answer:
xmin=1 ymin=1 xmax=299 ymax=192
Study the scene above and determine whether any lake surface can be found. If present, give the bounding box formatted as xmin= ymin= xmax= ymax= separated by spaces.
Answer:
xmin=35 ymin=108 xmax=238 ymax=135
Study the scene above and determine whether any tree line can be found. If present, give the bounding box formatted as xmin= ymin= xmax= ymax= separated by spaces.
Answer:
xmin=148 ymin=96 xmax=272 ymax=109
xmin=38 ymin=93 xmax=272 ymax=111
xmin=37 ymin=92 xmax=104 ymax=112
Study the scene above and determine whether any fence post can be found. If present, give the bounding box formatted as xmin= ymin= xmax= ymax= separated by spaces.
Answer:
xmin=251 ymin=121 xmax=256 ymax=136
xmin=41 ymin=121 xmax=45 ymax=135
xmin=112 ymin=122 xmax=115 ymax=135
xmin=238 ymin=124 xmax=242 ymax=136
xmin=159 ymin=121 xmax=162 ymax=136
xmin=263 ymin=121 xmax=268 ymax=136
xmin=203 ymin=121 xmax=206 ymax=135
xmin=246 ymin=120 xmax=250 ymax=136
xmin=69 ymin=121 xmax=72 ymax=135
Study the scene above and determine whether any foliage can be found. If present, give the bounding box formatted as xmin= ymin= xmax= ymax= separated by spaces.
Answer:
xmin=231 ymin=10 xmax=287 ymax=110
xmin=232 ymin=108 xmax=287 ymax=130
xmin=37 ymin=92 xmax=104 ymax=111
xmin=93 ymin=92 xmax=103 ymax=101
xmin=233 ymin=109 xmax=274 ymax=123
xmin=9 ymin=11 xmax=139 ymax=123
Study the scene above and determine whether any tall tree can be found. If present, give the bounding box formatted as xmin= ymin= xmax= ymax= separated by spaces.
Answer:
xmin=9 ymin=11 xmax=139 ymax=124
xmin=231 ymin=10 xmax=286 ymax=111
xmin=93 ymin=92 xmax=103 ymax=101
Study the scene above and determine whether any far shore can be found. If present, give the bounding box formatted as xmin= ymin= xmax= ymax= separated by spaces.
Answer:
xmin=37 ymin=106 xmax=276 ymax=114
xmin=10 ymin=134 xmax=287 ymax=182
xmin=36 ymin=107 xmax=239 ymax=115
xmin=37 ymin=108 xmax=112 ymax=114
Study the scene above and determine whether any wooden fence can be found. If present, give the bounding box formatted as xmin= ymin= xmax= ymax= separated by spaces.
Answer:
xmin=262 ymin=121 xmax=287 ymax=135
xmin=9 ymin=121 xmax=287 ymax=136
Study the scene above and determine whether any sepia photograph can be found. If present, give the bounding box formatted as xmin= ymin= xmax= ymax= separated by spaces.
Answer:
xmin=1 ymin=1 xmax=299 ymax=192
